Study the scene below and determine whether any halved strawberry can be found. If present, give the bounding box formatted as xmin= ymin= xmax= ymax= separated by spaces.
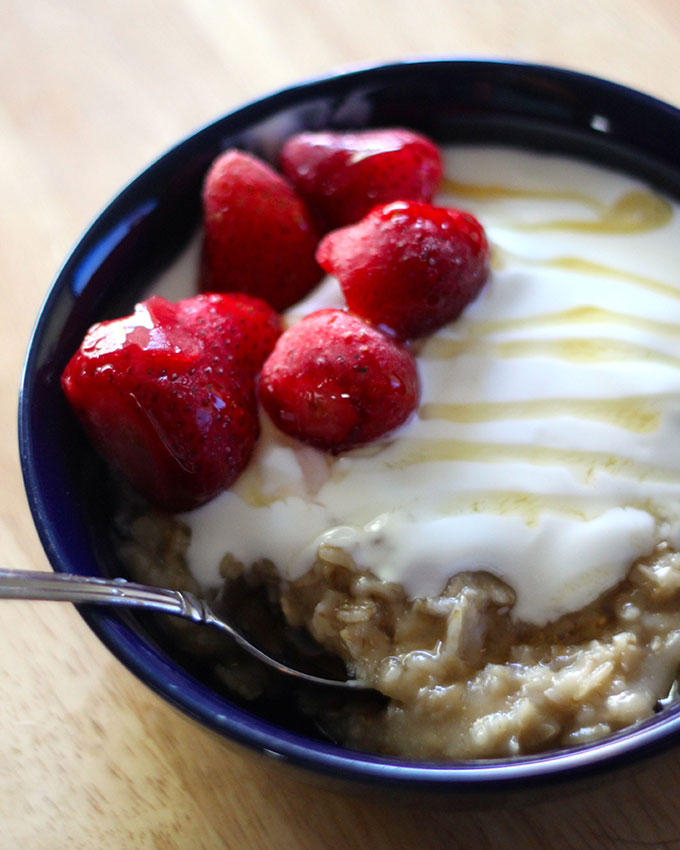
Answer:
xmin=279 ymin=128 xmax=443 ymax=230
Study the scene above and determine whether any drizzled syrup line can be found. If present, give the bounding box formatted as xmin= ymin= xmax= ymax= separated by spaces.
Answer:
xmin=450 ymin=306 xmax=680 ymax=340
xmin=443 ymin=179 xmax=672 ymax=234
xmin=420 ymin=336 xmax=680 ymax=369
xmin=388 ymin=438 xmax=680 ymax=485
xmin=418 ymin=396 xmax=669 ymax=434
xmin=492 ymin=250 xmax=680 ymax=303
xmin=436 ymin=489 xmax=666 ymax=525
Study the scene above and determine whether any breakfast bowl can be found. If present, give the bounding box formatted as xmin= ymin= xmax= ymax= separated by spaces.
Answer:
xmin=18 ymin=59 xmax=680 ymax=801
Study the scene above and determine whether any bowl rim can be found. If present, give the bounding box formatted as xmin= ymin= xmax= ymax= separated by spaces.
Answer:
xmin=18 ymin=56 xmax=680 ymax=792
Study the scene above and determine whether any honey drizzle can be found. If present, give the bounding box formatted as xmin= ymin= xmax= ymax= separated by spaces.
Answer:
xmin=420 ymin=336 xmax=680 ymax=370
xmin=450 ymin=306 xmax=680 ymax=340
xmin=442 ymin=178 xmax=606 ymax=210
xmin=490 ymin=248 xmax=680 ymax=303
xmin=387 ymin=438 xmax=679 ymax=485
xmin=419 ymin=396 xmax=667 ymax=434
xmin=437 ymin=490 xmax=660 ymax=525
xmin=443 ymin=179 xmax=672 ymax=234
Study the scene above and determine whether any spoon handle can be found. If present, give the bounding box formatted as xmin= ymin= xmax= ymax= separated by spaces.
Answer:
xmin=0 ymin=567 xmax=250 ymax=648
xmin=0 ymin=569 xmax=250 ymax=649
xmin=0 ymin=568 xmax=205 ymax=617
xmin=0 ymin=568 xmax=364 ymax=689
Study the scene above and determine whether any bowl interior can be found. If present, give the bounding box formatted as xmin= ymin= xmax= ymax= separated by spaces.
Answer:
xmin=19 ymin=59 xmax=680 ymax=792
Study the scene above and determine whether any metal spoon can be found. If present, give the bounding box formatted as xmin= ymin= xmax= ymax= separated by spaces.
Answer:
xmin=0 ymin=568 xmax=368 ymax=690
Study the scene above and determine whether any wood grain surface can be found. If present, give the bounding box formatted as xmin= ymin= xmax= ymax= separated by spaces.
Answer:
xmin=3 ymin=1 xmax=680 ymax=847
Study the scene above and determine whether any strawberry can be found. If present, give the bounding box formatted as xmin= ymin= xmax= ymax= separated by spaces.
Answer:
xmin=317 ymin=201 xmax=490 ymax=339
xmin=279 ymin=128 xmax=443 ymax=230
xmin=259 ymin=309 xmax=419 ymax=452
xmin=200 ymin=149 xmax=323 ymax=311
xmin=61 ymin=294 xmax=268 ymax=512
xmin=178 ymin=292 xmax=281 ymax=377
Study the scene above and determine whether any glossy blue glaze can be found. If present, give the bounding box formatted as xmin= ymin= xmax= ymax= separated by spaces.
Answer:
xmin=18 ymin=60 xmax=680 ymax=796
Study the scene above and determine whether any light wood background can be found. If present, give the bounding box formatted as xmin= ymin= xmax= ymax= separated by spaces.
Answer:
xmin=3 ymin=2 xmax=680 ymax=848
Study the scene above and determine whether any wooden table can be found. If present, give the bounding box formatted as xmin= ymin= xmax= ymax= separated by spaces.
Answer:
xmin=3 ymin=1 xmax=680 ymax=847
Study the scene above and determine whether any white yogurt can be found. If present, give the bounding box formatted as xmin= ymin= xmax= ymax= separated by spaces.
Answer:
xmin=165 ymin=146 xmax=680 ymax=625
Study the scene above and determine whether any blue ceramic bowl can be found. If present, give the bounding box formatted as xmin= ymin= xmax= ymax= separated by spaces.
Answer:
xmin=18 ymin=59 xmax=680 ymax=799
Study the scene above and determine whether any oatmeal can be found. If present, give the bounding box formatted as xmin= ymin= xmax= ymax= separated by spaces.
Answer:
xmin=129 ymin=146 xmax=680 ymax=759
